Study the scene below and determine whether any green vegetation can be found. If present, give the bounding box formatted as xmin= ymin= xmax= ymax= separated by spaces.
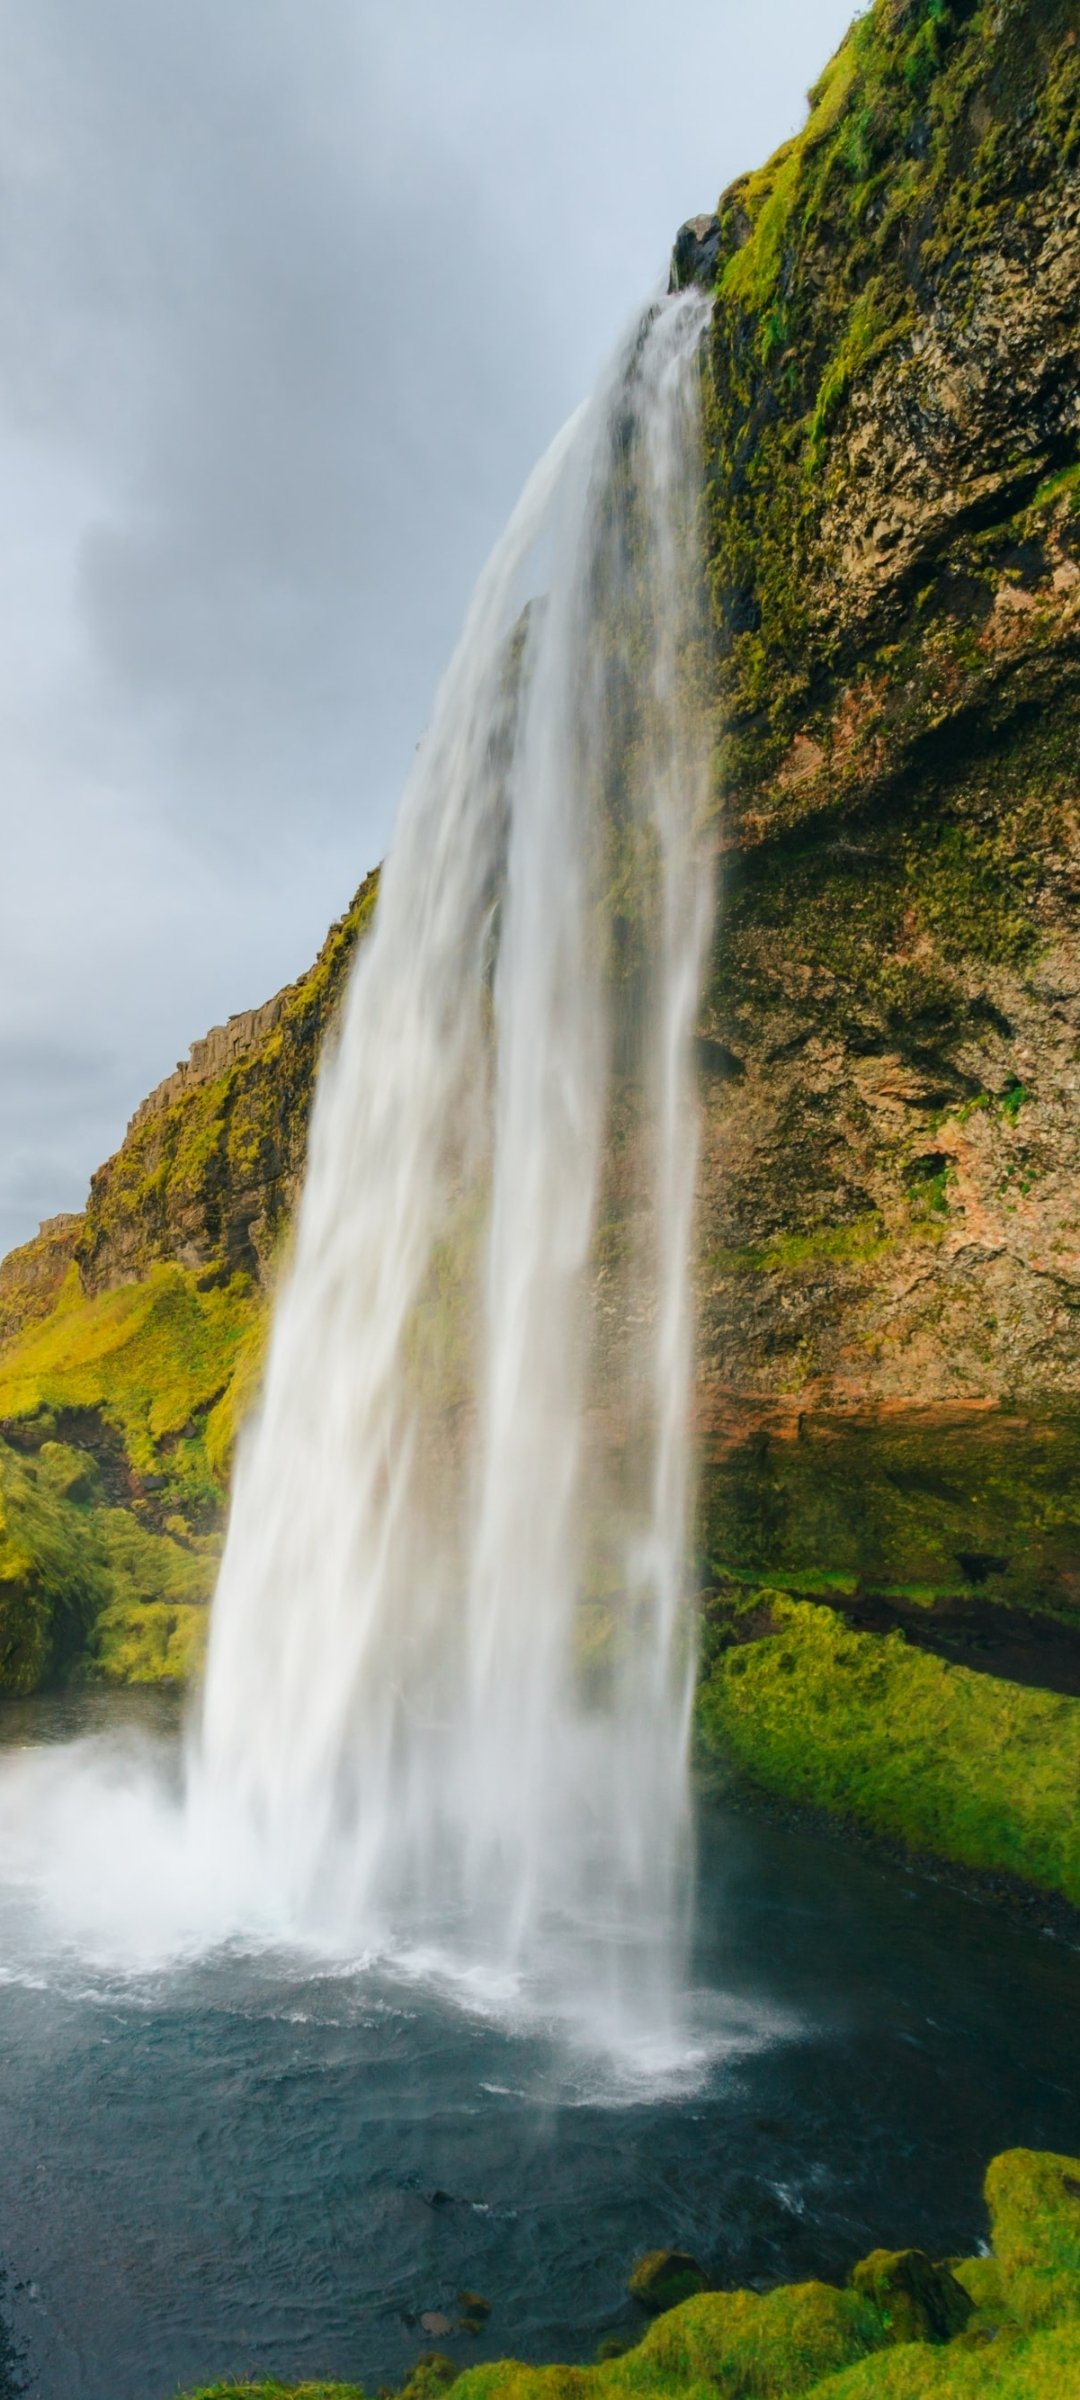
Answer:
xmin=175 ymin=2147 xmax=1080 ymax=2400
xmin=704 ymin=0 xmax=1080 ymax=804
xmin=78 ymin=868 xmax=378 ymax=1295
xmin=0 ymin=874 xmax=378 ymax=1693
xmin=698 ymin=1403 xmax=1080 ymax=1630
xmin=0 ymin=1263 xmax=263 ymax=1690
xmin=0 ymin=1264 xmax=255 ymax=1491
xmin=697 ymin=1594 xmax=1080 ymax=1905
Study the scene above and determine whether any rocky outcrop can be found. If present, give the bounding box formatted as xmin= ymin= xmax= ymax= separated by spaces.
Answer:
xmin=74 ymin=870 xmax=378 ymax=1294
xmin=681 ymin=0 xmax=1080 ymax=1608
xmin=0 ymin=1213 xmax=81 ymax=1344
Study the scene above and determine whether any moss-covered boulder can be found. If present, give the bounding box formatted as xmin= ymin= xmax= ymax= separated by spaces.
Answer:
xmin=849 ymin=2250 xmax=972 ymax=2346
xmin=986 ymin=2148 xmax=1080 ymax=2332
xmin=625 ymin=2252 xmax=707 ymax=2316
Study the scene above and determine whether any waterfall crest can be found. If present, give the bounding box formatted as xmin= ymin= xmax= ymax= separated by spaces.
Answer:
xmin=194 ymin=290 xmax=714 ymax=2053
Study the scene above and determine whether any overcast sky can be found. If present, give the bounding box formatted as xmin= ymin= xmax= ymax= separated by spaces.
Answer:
xmin=0 ymin=0 xmax=858 ymax=1258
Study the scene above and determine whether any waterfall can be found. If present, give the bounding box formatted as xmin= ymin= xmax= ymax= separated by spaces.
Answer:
xmin=193 ymin=289 xmax=714 ymax=2053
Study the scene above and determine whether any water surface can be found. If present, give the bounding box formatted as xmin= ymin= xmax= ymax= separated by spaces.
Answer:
xmin=0 ymin=1690 xmax=1076 ymax=2400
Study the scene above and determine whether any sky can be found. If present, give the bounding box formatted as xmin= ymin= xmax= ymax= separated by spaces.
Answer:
xmin=0 ymin=0 xmax=860 ymax=1259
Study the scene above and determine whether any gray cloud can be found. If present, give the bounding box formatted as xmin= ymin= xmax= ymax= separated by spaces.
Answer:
xmin=0 ymin=0 xmax=858 ymax=1258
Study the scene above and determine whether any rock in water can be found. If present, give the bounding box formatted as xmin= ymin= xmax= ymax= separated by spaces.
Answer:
xmin=628 ymin=2249 xmax=709 ymax=2314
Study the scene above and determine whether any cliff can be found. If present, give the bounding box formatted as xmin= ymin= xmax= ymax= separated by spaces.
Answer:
xmin=0 ymin=873 xmax=377 ymax=1687
xmin=687 ymin=0 xmax=1080 ymax=1633
xmin=0 ymin=0 xmax=1077 ymax=1895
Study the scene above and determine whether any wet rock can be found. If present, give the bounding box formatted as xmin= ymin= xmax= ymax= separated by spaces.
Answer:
xmin=850 ymin=2247 xmax=973 ymax=2344
xmin=627 ymin=2248 xmax=709 ymax=2314
xmin=400 ymin=2353 xmax=459 ymax=2400
xmin=456 ymin=2290 xmax=491 ymax=2335
xmin=668 ymin=215 xmax=720 ymax=292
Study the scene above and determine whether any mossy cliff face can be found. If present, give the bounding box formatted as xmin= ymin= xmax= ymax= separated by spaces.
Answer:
xmin=0 ymin=879 xmax=377 ymax=1686
xmin=176 ymin=2145 xmax=1080 ymax=2399
xmin=78 ymin=869 xmax=379 ymax=1294
xmin=682 ymin=0 xmax=1080 ymax=1613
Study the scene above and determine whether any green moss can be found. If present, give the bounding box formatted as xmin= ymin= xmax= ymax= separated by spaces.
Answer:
xmin=0 ymin=1442 xmax=111 ymax=1689
xmin=705 ymin=1216 xmax=889 ymax=1279
xmin=0 ymin=1262 xmax=255 ymax=1485
xmin=90 ymin=1596 xmax=209 ymax=1686
xmin=0 ymin=1429 xmax=216 ymax=1693
xmin=986 ymin=2151 xmax=1080 ymax=2332
xmin=0 ymin=1262 xmax=264 ymax=1688
xmin=807 ymin=2321 xmax=1080 ymax=2396
xmin=705 ymin=0 xmax=1080 ymax=799
xmin=698 ymin=1405 xmax=1080 ymax=1631
xmin=76 ymin=869 xmax=379 ymax=1295
xmin=697 ymin=1596 xmax=1080 ymax=1904
xmin=452 ymin=2282 xmax=887 ymax=2400
xmin=949 ymin=2258 xmax=1005 ymax=2317
xmin=848 ymin=2251 xmax=971 ymax=2346
xmin=178 ymin=2388 xmax=368 ymax=2399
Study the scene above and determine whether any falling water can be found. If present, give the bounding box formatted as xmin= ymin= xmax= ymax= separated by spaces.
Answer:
xmin=190 ymin=289 xmax=714 ymax=2054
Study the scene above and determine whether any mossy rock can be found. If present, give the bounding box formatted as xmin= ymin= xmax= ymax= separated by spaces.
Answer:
xmin=402 ymin=2356 xmax=461 ymax=2400
xmin=449 ymin=2281 xmax=887 ymax=2400
xmin=849 ymin=2250 xmax=972 ymax=2345
xmin=986 ymin=2148 xmax=1080 ymax=2332
xmin=626 ymin=2250 xmax=708 ymax=2315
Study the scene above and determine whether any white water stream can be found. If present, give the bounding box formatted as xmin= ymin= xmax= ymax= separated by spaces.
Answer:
xmin=0 ymin=291 xmax=715 ymax=2070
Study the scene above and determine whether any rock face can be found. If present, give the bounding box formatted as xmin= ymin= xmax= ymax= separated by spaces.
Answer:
xmin=686 ymin=0 xmax=1080 ymax=1610
xmin=0 ymin=1214 xmax=81 ymax=1344
xmin=696 ymin=0 xmax=1080 ymax=1416
xmin=75 ymin=871 xmax=378 ymax=1294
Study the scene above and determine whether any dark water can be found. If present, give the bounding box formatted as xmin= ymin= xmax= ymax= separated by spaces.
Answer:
xmin=0 ymin=1692 xmax=1077 ymax=2400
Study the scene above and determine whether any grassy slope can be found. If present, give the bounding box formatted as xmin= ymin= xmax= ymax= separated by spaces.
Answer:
xmin=696 ymin=1594 xmax=1080 ymax=1907
xmin=0 ymin=878 xmax=379 ymax=1689
xmin=0 ymin=1265 xmax=263 ymax=1687
xmin=176 ymin=2147 xmax=1080 ymax=2399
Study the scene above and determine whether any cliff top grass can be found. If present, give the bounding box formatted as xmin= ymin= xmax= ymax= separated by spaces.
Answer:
xmin=174 ymin=2145 xmax=1080 ymax=2400
xmin=697 ymin=1591 xmax=1080 ymax=1906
